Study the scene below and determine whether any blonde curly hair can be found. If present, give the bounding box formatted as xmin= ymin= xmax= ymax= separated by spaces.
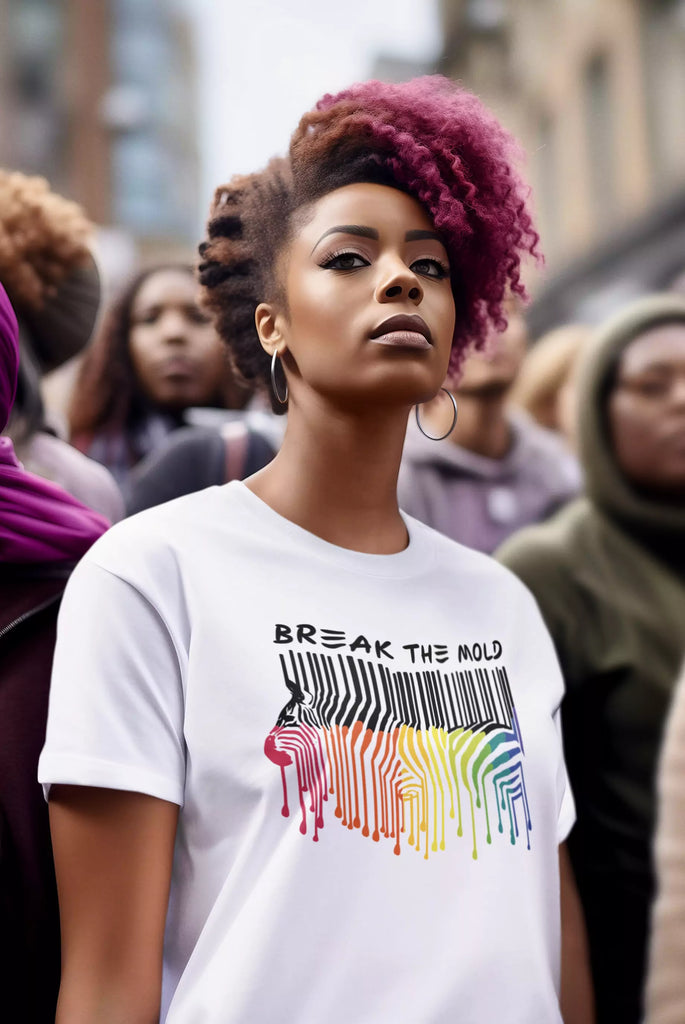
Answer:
xmin=0 ymin=169 xmax=93 ymax=312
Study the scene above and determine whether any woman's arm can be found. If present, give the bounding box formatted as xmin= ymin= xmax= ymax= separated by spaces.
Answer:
xmin=49 ymin=785 xmax=179 ymax=1024
xmin=560 ymin=842 xmax=595 ymax=1024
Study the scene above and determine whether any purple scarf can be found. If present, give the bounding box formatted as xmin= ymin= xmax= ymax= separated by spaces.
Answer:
xmin=1 ymin=282 xmax=109 ymax=563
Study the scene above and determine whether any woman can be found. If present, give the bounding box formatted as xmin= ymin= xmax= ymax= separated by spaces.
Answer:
xmin=498 ymin=294 xmax=685 ymax=1023
xmin=0 ymin=168 xmax=124 ymax=521
xmin=40 ymin=77 xmax=591 ymax=1023
xmin=69 ymin=263 xmax=251 ymax=488
xmin=0 ymin=282 xmax=108 ymax=1023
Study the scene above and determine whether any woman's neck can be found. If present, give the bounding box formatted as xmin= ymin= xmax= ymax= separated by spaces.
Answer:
xmin=246 ymin=399 xmax=410 ymax=554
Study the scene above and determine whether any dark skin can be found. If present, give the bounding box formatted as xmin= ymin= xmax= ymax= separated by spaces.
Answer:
xmin=423 ymin=305 xmax=528 ymax=459
xmin=129 ymin=268 xmax=249 ymax=412
xmin=251 ymin=182 xmax=456 ymax=554
xmin=49 ymin=182 xmax=593 ymax=1023
xmin=50 ymin=788 xmax=177 ymax=1024
xmin=608 ymin=323 xmax=685 ymax=499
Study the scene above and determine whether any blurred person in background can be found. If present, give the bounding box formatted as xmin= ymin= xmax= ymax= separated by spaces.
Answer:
xmin=0 ymin=283 xmax=108 ymax=1023
xmin=498 ymin=294 xmax=685 ymax=1024
xmin=69 ymin=264 xmax=252 ymax=490
xmin=398 ymin=298 xmax=581 ymax=553
xmin=0 ymin=169 xmax=124 ymax=522
xmin=125 ymin=244 xmax=286 ymax=515
xmin=645 ymin=659 xmax=685 ymax=1024
xmin=511 ymin=323 xmax=594 ymax=448
xmin=125 ymin=406 xmax=280 ymax=515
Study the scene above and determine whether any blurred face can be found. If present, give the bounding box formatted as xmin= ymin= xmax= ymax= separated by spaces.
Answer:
xmin=129 ymin=269 xmax=227 ymax=410
xmin=453 ymin=308 xmax=528 ymax=397
xmin=260 ymin=183 xmax=456 ymax=411
xmin=608 ymin=323 xmax=685 ymax=497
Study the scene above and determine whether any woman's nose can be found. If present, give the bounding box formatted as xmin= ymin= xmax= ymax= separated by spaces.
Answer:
xmin=375 ymin=259 xmax=423 ymax=305
xmin=159 ymin=310 xmax=189 ymax=342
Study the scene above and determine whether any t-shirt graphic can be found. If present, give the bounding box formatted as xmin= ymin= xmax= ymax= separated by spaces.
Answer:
xmin=265 ymin=623 xmax=530 ymax=860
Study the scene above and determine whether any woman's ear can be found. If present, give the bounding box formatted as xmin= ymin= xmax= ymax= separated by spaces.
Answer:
xmin=255 ymin=302 xmax=286 ymax=355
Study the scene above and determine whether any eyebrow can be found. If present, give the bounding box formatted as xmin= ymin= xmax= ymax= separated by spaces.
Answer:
xmin=622 ymin=361 xmax=677 ymax=376
xmin=311 ymin=224 xmax=446 ymax=252
xmin=405 ymin=229 xmax=445 ymax=244
xmin=311 ymin=225 xmax=377 ymax=252
xmin=132 ymin=300 xmax=197 ymax=315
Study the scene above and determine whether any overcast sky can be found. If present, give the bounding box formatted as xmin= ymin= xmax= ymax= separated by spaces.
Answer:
xmin=190 ymin=1 xmax=441 ymax=223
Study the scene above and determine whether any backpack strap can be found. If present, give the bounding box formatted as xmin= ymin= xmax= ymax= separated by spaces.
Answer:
xmin=221 ymin=420 xmax=250 ymax=482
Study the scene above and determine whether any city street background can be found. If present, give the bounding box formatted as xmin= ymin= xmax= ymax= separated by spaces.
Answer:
xmin=1 ymin=0 xmax=684 ymax=330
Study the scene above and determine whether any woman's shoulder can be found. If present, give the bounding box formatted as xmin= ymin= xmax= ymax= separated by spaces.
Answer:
xmin=25 ymin=431 xmax=125 ymax=522
xmin=125 ymin=426 xmax=226 ymax=515
xmin=80 ymin=485 xmax=231 ymax=586
xmin=408 ymin=512 xmax=544 ymax=602
xmin=496 ymin=497 xmax=591 ymax=582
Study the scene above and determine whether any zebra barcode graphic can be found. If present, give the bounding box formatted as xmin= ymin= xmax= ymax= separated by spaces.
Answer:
xmin=265 ymin=649 xmax=531 ymax=860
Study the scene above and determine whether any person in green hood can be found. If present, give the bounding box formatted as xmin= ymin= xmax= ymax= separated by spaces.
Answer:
xmin=497 ymin=293 xmax=685 ymax=1024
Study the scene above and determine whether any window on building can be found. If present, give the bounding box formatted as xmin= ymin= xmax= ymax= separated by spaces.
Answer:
xmin=6 ymin=0 xmax=65 ymax=185
xmin=107 ymin=0 xmax=197 ymax=241
xmin=584 ymin=53 xmax=616 ymax=229
xmin=535 ymin=112 xmax=558 ymax=257
xmin=466 ymin=0 xmax=507 ymax=32
xmin=640 ymin=0 xmax=685 ymax=192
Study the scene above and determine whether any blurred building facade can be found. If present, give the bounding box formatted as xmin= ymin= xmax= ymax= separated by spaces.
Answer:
xmin=438 ymin=0 xmax=685 ymax=330
xmin=0 ymin=0 xmax=199 ymax=278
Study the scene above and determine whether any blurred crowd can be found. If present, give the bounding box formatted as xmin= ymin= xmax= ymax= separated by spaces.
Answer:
xmin=1 ymin=161 xmax=684 ymax=1023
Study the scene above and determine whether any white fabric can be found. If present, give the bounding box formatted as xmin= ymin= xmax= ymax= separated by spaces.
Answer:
xmin=39 ymin=481 xmax=574 ymax=1023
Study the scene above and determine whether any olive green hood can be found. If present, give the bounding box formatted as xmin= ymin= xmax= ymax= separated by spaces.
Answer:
xmin=576 ymin=293 xmax=685 ymax=566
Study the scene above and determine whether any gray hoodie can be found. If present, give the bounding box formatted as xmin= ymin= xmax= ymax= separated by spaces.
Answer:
xmin=398 ymin=408 xmax=581 ymax=553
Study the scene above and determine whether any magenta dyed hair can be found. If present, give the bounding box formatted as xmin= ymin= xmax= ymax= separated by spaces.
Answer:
xmin=293 ymin=76 xmax=540 ymax=374
xmin=200 ymin=76 xmax=540 ymax=408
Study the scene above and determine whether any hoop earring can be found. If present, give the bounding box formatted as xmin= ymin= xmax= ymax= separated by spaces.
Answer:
xmin=270 ymin=350 xmax=288 ymax=405
xmin=415 ymin=387 xmax=458 ymax=441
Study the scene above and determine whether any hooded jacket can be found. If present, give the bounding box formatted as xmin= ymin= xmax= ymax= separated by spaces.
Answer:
xmin=398 ymin=407 xmax=581 ymax=554
xmin=497 ymin=294 xmax=685 ymax=1024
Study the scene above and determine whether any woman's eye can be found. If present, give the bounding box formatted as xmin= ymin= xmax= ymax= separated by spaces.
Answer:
xmin=411 ymin=258 xmax=450 ymax=279
xmin=632 ymin=378 xmax=671 ymax=399
xmin=135 ymin=310 xmax=161 ymax=325
xmin=186 ymin=307 xmax=211 ymax=325
xmin=321 ymin=251 xmax=369 ymax=271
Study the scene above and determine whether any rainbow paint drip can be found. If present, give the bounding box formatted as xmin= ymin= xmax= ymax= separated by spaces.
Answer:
xmin=265 ymin=648 xmax=531 ymax=860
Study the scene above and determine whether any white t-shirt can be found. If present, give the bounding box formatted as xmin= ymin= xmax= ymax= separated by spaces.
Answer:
xmin=39 ymin=481 xmax=574 ymax=1024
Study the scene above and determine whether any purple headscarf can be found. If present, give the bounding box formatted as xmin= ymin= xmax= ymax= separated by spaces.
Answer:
xmin=0 ymin=281 xmax=19 ymax=431
xmin=0 ymin=282 xmax=109 ymax=562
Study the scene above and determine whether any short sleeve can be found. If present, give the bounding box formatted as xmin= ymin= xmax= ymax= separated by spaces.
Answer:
xmin=554 ymin=703 xmax=576 ymax=843
xmin=38 ymin=558 xmax=186 ymax=805
xmin=513 ymin=576 xmax=576 ymax=846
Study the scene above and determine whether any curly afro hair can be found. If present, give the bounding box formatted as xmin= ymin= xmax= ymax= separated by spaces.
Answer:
xmin=199 ymin=76 xmax=540 ymax=413
xmin=0 ymin=169 xmax=93 ymax=311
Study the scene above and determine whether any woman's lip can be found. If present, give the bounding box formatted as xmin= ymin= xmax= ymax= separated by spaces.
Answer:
xmin=371 ymin=314 xmax=432 ymax=343
xmin=369 ymin=331 xmax=432 ymax=350
xmin=159 ymin=358 xmax=196 ymax=376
